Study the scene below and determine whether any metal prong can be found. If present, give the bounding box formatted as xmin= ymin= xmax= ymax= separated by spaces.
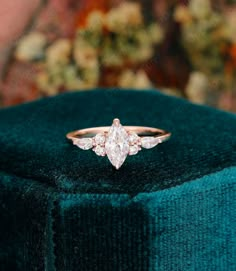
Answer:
xmin=113 ymin=118 xmax=120 ymax=126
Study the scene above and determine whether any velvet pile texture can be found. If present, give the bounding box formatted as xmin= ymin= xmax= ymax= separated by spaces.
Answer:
xmin=0 ymin=89 xmax=235 ymax=271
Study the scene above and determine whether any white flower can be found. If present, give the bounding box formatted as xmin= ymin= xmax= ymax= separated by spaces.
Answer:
xmin=174 ymin=5 xmax=192 ymax=24
xmin=105 ymin=9 xmax=127 ymax=33
xmin=102 ymin=48 xmax=123 ymax=67
xmin=136 ymin=30 xmax=152 ymax=45
xmin=120 ymin=2 xmax=143 ymax=26
xmin=63 ymin=65 xmax=83 ymax=90
xmin=105 ymin=2 xmax=143 ymax=32
xmin=189 ymin=0 xmax=212 ymax=19
xmin=118 ymin=69 xmax=152 ymax=89
xmin=148 ymin=23 xmax=164 ymax=44
xmin=46 ymin=39 xmax=71 ymax=66
xmin=82 ymin=67 xmax=100 ymax=85
xmin=15 ymin=32 xmax=47 ymax=61
xmin=65 ymin=78 xmax=85 ymax=90
xmin=74 ymin=45 xmax=98 ymax=69
xmin=37 ymin=72 xmax=59 ymax=96
xmin=133 ymin=70 xmax=153 ymax=89
xmin=186 ymin=71 xmax=209 ymax=104
xmin=86 ymin=11 xmax=105 ymax=32
xmin=118 ymin=70 xmax=136 ymax=88
xmin=135 ymin=46 xmax=154 ymax=62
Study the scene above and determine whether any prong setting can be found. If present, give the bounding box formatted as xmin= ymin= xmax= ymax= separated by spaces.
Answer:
xmin=68 ymin=118 xmax=170 ymax=169
xmin=113 ymin=118 xmax=120 ymax=126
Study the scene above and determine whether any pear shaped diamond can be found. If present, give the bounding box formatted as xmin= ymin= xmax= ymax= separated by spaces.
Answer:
xmin=105 ymin=119 xmax=130 ymax=169
xmin=141 ymin=137 xmax=160 ymax=149
xmin=73 ymin=138 xmax=93 ymax=150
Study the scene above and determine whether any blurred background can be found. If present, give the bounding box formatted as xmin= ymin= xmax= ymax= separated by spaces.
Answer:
xmin=0 ymin=0 xmax=236 ymax=112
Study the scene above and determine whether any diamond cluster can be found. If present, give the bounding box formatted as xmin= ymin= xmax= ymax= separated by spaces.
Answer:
xmin=73 ymin=119 xmax=162 ymax=169
xmin=93 ymin=133 xmax=106 ymax=156
xmin=128 ymin=132 xmax=140 ymax=156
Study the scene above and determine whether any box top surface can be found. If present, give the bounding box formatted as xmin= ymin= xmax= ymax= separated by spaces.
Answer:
xmin=0 ymin=89 xmax=235 ymax=194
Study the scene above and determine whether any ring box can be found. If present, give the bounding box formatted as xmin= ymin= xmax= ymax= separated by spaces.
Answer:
xmin=0 ymin=90 xmax=235 ymax=270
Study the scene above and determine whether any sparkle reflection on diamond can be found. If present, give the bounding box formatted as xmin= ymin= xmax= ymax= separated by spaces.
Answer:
xmin=94 ymin=145 xmax=106 ymax=156
xmin=94 ymin=133 xmax=106 ymax=145
xmin=105 ymin=119 xmax=130 ymax=169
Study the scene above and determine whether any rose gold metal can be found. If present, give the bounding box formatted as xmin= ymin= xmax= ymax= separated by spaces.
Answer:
xmin=66 ymin=126 xmax=171 ymax=143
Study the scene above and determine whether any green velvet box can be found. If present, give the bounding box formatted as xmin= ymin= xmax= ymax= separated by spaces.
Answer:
xmin=0 ymin=89 xmax=235 ymax=271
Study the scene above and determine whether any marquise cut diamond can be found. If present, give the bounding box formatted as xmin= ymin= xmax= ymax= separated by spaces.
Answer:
xmin=68 ymin=118 xmax=169 ymax=169
xmin=105 ymin=119 xmax=130 ymax=169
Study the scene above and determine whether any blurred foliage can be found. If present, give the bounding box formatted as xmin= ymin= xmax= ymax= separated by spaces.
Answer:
xmin=1 ymin=0 xmax=236 ymax=112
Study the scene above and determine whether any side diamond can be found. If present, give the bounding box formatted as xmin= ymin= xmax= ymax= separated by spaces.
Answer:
xmin=94 ymin=133 xmax=106 ymax=145
xmin=73 ymin=138 xmax=93 ymax=150
xmin=129 ymin=132 xmax=140 ymax=145
xmin=129 ymin=145 xmax=140 ymax=155
xmin=93 ymin=145 xmax=106 ymax=156
xmin=141 ymin=137 xmax=160 ymax=149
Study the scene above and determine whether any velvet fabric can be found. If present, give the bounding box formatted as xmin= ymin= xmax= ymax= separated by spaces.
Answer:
xmin=0 ymin=89 xmax=235 ymax=271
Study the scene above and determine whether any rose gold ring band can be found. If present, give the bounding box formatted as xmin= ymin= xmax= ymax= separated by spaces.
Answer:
xmin=66 ymin=118 xmax=171 ymax=169
xmin=66 ymin=126 xmax=171 ymax=142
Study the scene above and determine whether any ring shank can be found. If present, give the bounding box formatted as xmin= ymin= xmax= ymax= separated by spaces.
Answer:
xmin=67 ymin=126 xmax=171 ymax=142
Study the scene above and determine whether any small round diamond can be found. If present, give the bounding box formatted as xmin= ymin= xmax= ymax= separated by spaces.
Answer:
xmin=129 ymin=132 xmax=139 ymax=145
xmin=94 ymin=133 xmax=106 ymax=145
xmin=129 ymin=145 xmax=139 ymax=155
xmin=93 ymin=145 xmax=106 ymax=156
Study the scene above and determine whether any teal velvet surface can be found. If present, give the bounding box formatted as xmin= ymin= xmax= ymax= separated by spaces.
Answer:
xmin=0 ymin=89 xmax=236 ymax=270
xmin=0 ymin=172 xmax=54 ymax=270
xmin=0 ymin=168 xmax=235 ymax=270
xmin=0 ymin=89 xmax=235 ymax=194
xmin=54 ymin=168 xmax=236 ymax=271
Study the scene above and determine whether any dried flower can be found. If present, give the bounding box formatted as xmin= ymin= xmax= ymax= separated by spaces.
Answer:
xmin=13 ymin=1 xmax=162 ymax=96
xmin=118 ymin=70 xmax=136 ymax=88
xmin=118 ymin=69 xmax=152 ymax=89
xmin=86 ymin=11 xmax=105 ymax=32
xmin=105 ymin=2 xmax=143 ymax=33
xmin=46 ymin=39 xmax=71 ymax=66
xmin=15 ymin=32 xmax=47 ymax=61
xmin=189 ymin=0 xmax=211 ymax=20
xmin=179 ymin=1 xmax=228 ymax=75
xmin=148 ymin=23 xmax=164 ymax=44
xmin=186 ymin=71 xmax=209 ymax=104
xmin=135 ymin=46 xmax=154 ymax=62
xmin=74 ymin=42 xmax=98 ymax=69
xmin=120 ymin=2 xmax=143 ymax=26
xmin=82 ymin=67 xmax=100 ymax=85
xmin=101 ymin=48 xmax=123 ymax=67
xmin=174 ymin=5 xmax=192 ymax=24
xmin=133 ymin=70 xmax=153 ymax=89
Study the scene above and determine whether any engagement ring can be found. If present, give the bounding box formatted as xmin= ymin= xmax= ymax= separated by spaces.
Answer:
xmin=66 ymin=118 xmax=171 ymax=169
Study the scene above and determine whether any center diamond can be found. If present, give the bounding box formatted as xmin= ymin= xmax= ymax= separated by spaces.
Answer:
xmin=105 ymin=119 xmax=130 ymax=169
